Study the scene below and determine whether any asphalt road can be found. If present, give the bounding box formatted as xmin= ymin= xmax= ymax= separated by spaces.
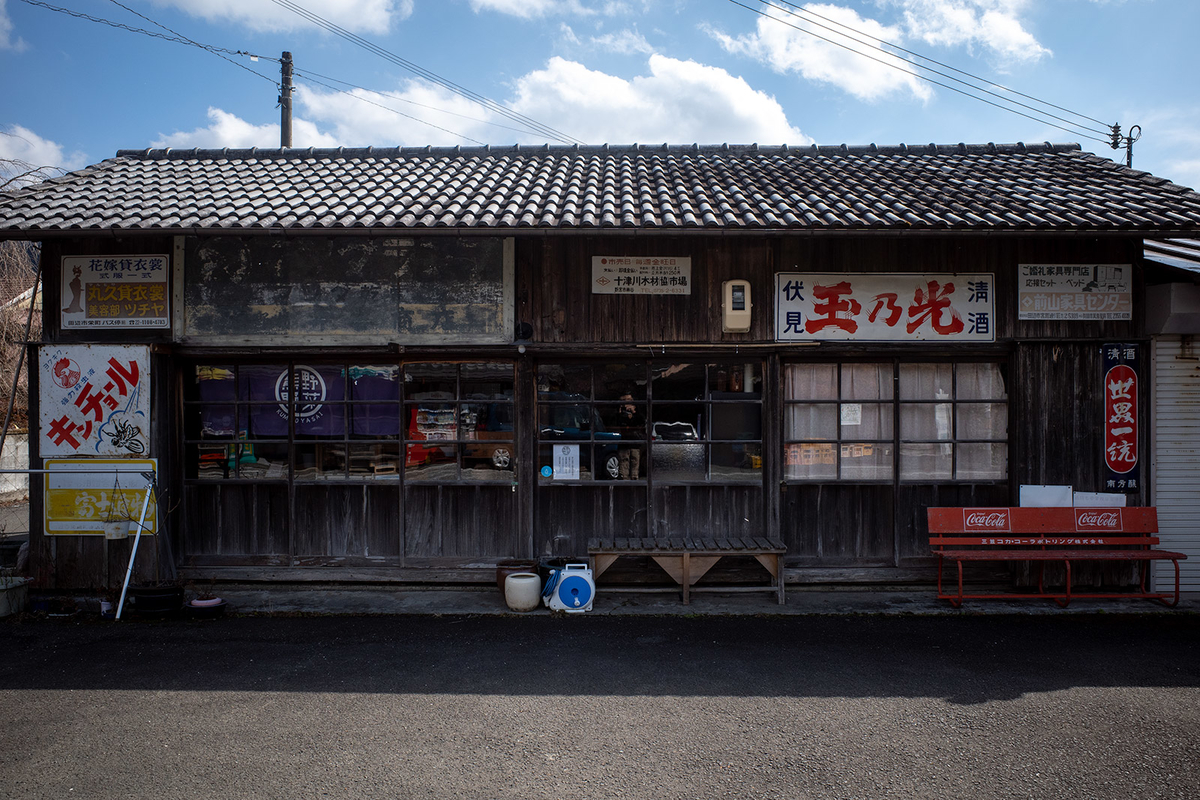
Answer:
xmin=2 ymin=613 xmax=1199 ymax=799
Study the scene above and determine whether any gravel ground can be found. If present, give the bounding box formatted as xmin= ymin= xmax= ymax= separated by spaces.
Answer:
xmin=2 ymin=613 xmax=1198 ymax=799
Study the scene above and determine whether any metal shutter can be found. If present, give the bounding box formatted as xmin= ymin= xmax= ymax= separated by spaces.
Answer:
xmin=1153 ymin=336 xmax=1200 ymax=590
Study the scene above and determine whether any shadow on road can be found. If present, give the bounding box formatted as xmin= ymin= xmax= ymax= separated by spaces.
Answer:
xmin=3 ymin=614 xmax=1198 ymax=705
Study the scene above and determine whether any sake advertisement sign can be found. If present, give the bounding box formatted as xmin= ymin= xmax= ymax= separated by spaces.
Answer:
xmin=60 ymin=254 xmax=169 ymax=329
xmin=39 ymin=344 xmax=150 ymax=457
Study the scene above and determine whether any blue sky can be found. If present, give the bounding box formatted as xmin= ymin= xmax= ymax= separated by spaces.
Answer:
xmin=1 ymin=0 xmax=1198 ymax=191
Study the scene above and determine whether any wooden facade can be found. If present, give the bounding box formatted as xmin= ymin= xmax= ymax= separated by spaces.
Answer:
xmin=25 ymin=231 xmax=1152 ymax=590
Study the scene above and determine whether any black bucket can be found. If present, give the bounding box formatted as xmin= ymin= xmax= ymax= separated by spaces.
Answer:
xmin=127 ymin=585 xmax=184 ymax=619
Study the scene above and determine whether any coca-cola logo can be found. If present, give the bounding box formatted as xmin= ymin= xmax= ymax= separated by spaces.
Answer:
xmin=964 ymin=509 xmax=1010 ymax=531
xmin=1076 ymin=509 xmax=1121 ymax=530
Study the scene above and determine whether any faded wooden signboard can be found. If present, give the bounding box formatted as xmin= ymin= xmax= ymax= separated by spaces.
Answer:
xmin=591 ymin=256 xmax=692 ymax=295
xmin=44 ymin=458 xmax=158 ymax=536
xmin=1018 ymin=264 xmax=1132 ymax=320
xmin=184 ymin=236 xmax=511 ymax=344
xmin=39 ymin=344 xmax=150 ymax=457
xmin=60 ymin=255 xmax=169 ymax=329
xmin=775 ymin=273 xmax=995 ymax=342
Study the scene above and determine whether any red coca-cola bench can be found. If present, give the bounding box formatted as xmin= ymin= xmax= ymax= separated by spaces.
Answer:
xmin=927 ymin=507 xmax=1186 ymax=608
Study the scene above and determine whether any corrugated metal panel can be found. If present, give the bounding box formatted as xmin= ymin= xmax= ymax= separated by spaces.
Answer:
xmin=1153 ymin=336 xmax=1200 ymax=590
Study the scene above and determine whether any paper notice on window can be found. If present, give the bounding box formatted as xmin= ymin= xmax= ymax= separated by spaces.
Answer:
xmin=554 ymin=444 xmax=580 ymax=480
xmin=840 ymin=403 xmax=862 ymax=426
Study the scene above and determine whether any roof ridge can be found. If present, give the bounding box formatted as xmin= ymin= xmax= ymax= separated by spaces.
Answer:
xmin=113 ymin=142 xmax=1084 ymax=161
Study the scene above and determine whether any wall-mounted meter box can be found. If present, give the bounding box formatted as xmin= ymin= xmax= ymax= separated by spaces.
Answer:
xmin=722 ymin=280 xmax=752 ymax=332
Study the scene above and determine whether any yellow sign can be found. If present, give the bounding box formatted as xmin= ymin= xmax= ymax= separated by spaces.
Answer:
xmin=44 ymin=459 xmax=158 ymax=536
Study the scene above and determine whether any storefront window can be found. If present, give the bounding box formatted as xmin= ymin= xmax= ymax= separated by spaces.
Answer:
xmin=784 ymin=363 xmax=894 ymax=481
xmin=899 ymin=363 xmax=1007 ymax=480
xmin=405 ymin=362 xmax=515 ymax=483
xmin=184 ymin=361 xmax=513 ymax=483
xmin=784 ymin=361 xmax=1007 ymax=482
xmin=536 ymin=361 xmax=762 ymax=483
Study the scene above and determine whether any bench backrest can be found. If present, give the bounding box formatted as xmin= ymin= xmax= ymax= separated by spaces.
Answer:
xmin=927 ymin=507 xmax=1159 ymax=548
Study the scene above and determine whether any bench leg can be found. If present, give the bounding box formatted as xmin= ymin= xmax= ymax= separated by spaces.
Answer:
xmin=1053 ymin=560 xmax=1072 ymax=608
xmin=776 ymin=554 xmax=785 ymax=605
xmin=952 ymin=560 xmax=964 ymax=609
xmin=682 ymin=551 xmax=690 ymax=605
xmin=1160 ymin=559 xmax=1182 ymax=608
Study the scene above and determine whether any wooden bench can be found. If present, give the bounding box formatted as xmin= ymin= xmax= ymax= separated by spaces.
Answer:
xmin=588 ymin=537 xmax=787 ymax=605
xmin=928 ymin=507 xmax=1187 ymax=608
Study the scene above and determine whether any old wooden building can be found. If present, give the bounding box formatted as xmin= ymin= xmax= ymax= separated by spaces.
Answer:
xmin=2 ymin=142 xmax=1199 ymax=592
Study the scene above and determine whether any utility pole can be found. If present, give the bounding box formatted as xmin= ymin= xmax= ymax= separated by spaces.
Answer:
xmin=280 ymin=51 xmax=293 ymax=148
xmin=1109 ymin=122 xmax=1142 ymax=168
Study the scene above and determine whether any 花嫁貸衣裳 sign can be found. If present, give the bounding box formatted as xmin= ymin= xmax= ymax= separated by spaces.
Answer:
xmin=1018 ymin=264 xmax=1131 ymax=320
xmin=775 ymin=273 xmax=995 ymax=342
xmin=592 ymin=257 xmax=691 ymax=295
xmin=39 ymin=345 xmax=150 ymax=457
xmin=60 ymin=255 xmax=169 ymax=329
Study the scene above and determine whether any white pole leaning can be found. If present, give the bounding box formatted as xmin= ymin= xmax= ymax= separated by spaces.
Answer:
xmin=115 ymin=473 xmax=156 ymax=621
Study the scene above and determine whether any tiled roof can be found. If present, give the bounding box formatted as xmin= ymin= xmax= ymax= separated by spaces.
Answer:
xmin=2 ymin=143 xmax=1199 ymax=237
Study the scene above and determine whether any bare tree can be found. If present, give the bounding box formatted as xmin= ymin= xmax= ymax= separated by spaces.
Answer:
xmin=0 ymin=153 xmax=60 ymax=434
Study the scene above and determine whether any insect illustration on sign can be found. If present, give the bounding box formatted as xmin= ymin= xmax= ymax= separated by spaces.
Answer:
xmin=107 ymin=417 xmax=145 ymax=454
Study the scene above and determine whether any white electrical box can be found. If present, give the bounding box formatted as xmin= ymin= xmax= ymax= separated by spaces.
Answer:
xmin=722 ymin=280 xmax=752 ymax=332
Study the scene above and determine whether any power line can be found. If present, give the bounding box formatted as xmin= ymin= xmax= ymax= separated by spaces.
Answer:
xmin=16 ymin=0 xmax=277 ymax=85
xmin=726 ymin=0 xmax=1112 ymax=147
xmin=292 ymin=71 xmax=485 ymax=145
xmin=266 ymin=0 xmax=586 ymax=145
xmin=293 ymin=68 xmax=548 ymax=141
xmin=764 ymin=0 xmax=1112 ymax=134
xmin=104 ymin=0 xmax=279 ymax=86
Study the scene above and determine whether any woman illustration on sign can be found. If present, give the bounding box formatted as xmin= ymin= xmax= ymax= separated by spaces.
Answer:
xmin=62 ymin=265 xmax=84 ymax=314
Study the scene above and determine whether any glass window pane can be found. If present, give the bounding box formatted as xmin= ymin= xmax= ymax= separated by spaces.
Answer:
xmin=405 ymin=442 xmax=456 ymax=480
xmin=786 ymin=404 xmax=836 ymax=440
xmin=652 ymin=405 xmax=704 ymax=441
xmin=712 ymin=443 xmax=761 ymax=482
xmin=711 ymin=401 xmax=760 ymax=441
xmin=956 ymin=363 xmax=1007 ymax=401
xmin=842 ymin=363 xmax=893 ymax=400
xmin=785 ymin=364 xmax=836 ymax=401
xmin=461 ymin=441 xmax=514 ymax=482
xmin=709 ymin=362 xmax=761 ymax=395
xmin=652 ymin=362 xmax=705 ymax=401
xmin=537 ymin=443 xmax=616 ymax=481
xmin=406 ymin=363 xmax=456 ymax=399
xmin=840 ymin=442 xmax=893 ymax=480
xmin=349 ymin=365 xmax=400 ymax=437
xmin=408 ymin=403 xmax=457 ymax=441
xmin=538 ymin=364 xmax=590 ymax=397
xmin=285 ymin=365 xmax=345 ymax=437
xmin=615 ymin=441 xmax=644 ymax=480
xmin=957 ymin=403 xmax=1008 ymax=440
xmin=785 ymin=443 xmax=836 ymax=480
xmin=652 ymin=442 xmax=707 ymax=481
xmin=956 ymin=443 xmax=1008 ymax=480
xmin=900 ymin=363 xmax=952 ymax=400
xmin=461 ymin=362 xmax=513 ymax=399
xmin=900 ymin=403 xmax=953 ymax=440
xmin=900 ymin=442 xmax=952 ymax=480
xmin=539 ymin=403 xmax=594 ymax=436
xmin=840 ymin=402 xmax=893 ymax=439
xmin=346 ymin=443 xmax=400 ymax=479
xmin=196 ymin=365 xmax=238 ymax=436
xmin=596 ymin=363 xmax=645 ymax=401
xmin=600 ymin=401 xmax=646 ymax=440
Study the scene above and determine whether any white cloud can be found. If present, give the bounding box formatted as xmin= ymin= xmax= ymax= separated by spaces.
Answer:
xmin=148 ymin=0 xmax=410 ymax=34
xmin=589 ymin=28 xmax=654 ymax=55
xmin=150 ymin=108 xmax=339 ymax=149
xmin=153 ymin=54 xmax=810 ymax=149
xmin=0 ymin=0 xmax=28 ymax=51
xmin=710 ymin=4 xmax=932 ymax=102
xmin=0 ymin=125 xmax=87 ymax=185
xmin=296 ymin=83 xmax=504 ymax=145
xmin=469 ymin=0 xmax=622 ymax=18
xmin=888 ymin=0 xmax=1050 ymax=64
xmin=509 ymin=55 xmax=810 ymax=144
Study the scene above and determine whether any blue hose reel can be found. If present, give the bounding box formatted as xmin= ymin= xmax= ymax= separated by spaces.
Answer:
xmin=542 ymin=563 xmax=595 ymax=613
